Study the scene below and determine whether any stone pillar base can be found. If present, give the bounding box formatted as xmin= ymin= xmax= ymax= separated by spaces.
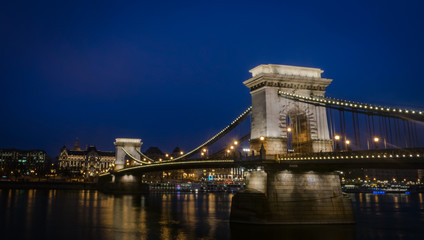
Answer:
xmin=312 ymin=140 xmax=333 ymax=152
xmin=97 ymin=174 xmax=149 ymax=194
xmin=230 ymin=170 xmax=354 ymax=224
xmin=250 ymin=138 xmax=287 ymax=156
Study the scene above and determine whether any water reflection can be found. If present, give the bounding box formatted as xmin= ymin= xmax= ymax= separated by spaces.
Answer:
xmin=0 ymin=190 xmax=424 ymax=240
xmin=231 ymin=223 xmax=355 ymax=240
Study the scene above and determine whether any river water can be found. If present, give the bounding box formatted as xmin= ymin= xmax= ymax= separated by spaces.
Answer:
xmin=0 ymin=189 xmax=423 ymax=240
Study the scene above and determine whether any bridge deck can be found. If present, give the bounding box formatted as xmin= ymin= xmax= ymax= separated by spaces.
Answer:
xmin=99 ymin=149 xmax=424 ymax=178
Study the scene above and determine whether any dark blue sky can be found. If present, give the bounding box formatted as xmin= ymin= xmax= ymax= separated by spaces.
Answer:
xmin=1 ymin=0 xmax=423 ymax=157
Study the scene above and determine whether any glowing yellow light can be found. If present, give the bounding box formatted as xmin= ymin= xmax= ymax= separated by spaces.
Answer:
xmin=259 ymin=136 xmax=265 ymax=141
xmin=287 ymin=127 xmax=292 ymax=132
xmin=165 ymin=154 xmax=169 ymax=157
xmin=227 ymin=150 xmax=230 ymax=153
xmin=230 ymin=146 xmax=234 ymax=150
xmin=234 ymin=141 xmax=238 ymax=145
xmin=345 ymin=140 xmax=350 ymax=145
xmin=202 ymin=148 xmax=207 ymax=152
xmin=180 ymin=151 xmax=184 ymax=155
xmin=374 ymin=137 xmax=380 ymax=143
xmin=335 ymin=135 xmax=340 ymax=140
xmin=201 ymin=153 xmax=204 ymax=156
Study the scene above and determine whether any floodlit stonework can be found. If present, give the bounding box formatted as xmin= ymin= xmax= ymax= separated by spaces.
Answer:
xmin=114 ymin=138 xmax=142 ymax=170
xmin=244 ymin=64 xmax=333 ymax=155
xmin=231 ymin=170 xmax=354 ymax=224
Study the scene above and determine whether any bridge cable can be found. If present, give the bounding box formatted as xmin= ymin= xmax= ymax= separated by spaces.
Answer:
xmin=356 ymin=112 xmax=361 ymax=148
xmin=120 ymin=147 xmax=145 ymax=165
xmin=414 ymin=122 xmax=419 ymax=147
xmin=402 ymin=119 xmax=409 ymax=148
xmin=387 ymin=117 xmax=392 ymax=146
xmin=170 ymin=106 xmax=252 ymax=161
xmin=278 ymin=91 xmax=424 ymax=122
xmin=395 ymin=118 xmax=400 ymax=147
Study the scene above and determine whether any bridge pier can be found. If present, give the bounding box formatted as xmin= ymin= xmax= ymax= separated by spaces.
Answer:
xmin=230 ymin=169 xmax=354 ymax=224
xmin=97 ymin=173 xmax=149 ymax=194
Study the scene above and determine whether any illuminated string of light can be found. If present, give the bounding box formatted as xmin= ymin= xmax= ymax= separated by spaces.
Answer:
xmin=116 ymin=159 xmax=235 ymax=173
xmin=278 ymin=91 xmax=424 ymax=120
xmin=279 ymin=151 xmax=424 ymax=161
xmin=171 ymin=106 xmax=252 ymax=161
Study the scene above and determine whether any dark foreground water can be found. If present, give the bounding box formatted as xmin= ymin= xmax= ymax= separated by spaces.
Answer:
xmin=0 ymin=190 xmax=423 ymax=240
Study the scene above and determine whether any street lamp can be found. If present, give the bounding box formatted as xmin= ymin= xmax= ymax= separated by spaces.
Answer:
xmin=287 ymin=127 xmax=293 ymax=153
xmin=334 ymin=135 xmax=341 ymax=152
xmin=345 ymin=139 xmax=351 ymax=152
xmin=373 ymin=137 xmax=379 ymax=149
xmin=234 ymin=141 xmax=238 ymax=145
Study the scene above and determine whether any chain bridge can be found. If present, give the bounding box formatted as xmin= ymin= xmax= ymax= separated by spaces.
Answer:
xmin=98 ymin=64 xmax=424 ymax=225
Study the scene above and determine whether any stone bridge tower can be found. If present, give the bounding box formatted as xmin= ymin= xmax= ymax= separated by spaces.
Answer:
xmin=243 ymin=64 xmax=333 ymax=155
xmin=114 ymin=138 xmax=142 ymax=170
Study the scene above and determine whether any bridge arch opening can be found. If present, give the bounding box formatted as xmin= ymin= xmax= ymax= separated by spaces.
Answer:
xmin=287 ymin=110 xmax=312 ymax=153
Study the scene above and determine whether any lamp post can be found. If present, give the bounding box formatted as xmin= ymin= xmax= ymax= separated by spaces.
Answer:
xmin=259 ymin=136 xmax=266 ymax=158
xmin=334 ymin=135 xmax=341 ymax=152
xmin=201 ymin=148 xmax=208 ymax=158
xmin=287 ymin=127 xmax=294 ymax=153
xmin=373 ymin=137 xmax=379 ymax=149
xmin=345 ymin=139 xmax=351 ymax=152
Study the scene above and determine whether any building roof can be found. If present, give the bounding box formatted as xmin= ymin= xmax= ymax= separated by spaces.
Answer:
xmin=62 ymin=146 xmax=115 ymax=157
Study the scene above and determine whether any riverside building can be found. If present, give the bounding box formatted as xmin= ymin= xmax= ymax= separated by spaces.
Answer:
xmin=0 ymin=148 xmax=49 ymax=177
xmin=58 ymin=139 xmax=115 ymax=177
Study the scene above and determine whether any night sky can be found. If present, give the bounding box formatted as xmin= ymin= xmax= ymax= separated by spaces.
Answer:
xmin=1 ymin=0 xmax=423 ymax=157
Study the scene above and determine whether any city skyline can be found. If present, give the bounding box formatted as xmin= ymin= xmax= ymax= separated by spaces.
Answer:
xmin=1 ymin=1 xmax=424 ymax=156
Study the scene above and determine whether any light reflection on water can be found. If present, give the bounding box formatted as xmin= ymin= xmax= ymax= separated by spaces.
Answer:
xmin=0 ymin=190 xmax=423 ymax=240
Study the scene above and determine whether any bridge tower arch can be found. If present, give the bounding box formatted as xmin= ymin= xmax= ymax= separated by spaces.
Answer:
xmin=114 ymin=138 xmax=142 ymax=170
xmin=243 ymin=64 xmax=333 ymax=155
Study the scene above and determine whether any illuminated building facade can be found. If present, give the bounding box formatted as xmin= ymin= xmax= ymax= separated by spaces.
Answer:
xmin=58 ymin=139 xmax=115 ymax=177
xmin=0 ymin=149 xmax=49 ymax=177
